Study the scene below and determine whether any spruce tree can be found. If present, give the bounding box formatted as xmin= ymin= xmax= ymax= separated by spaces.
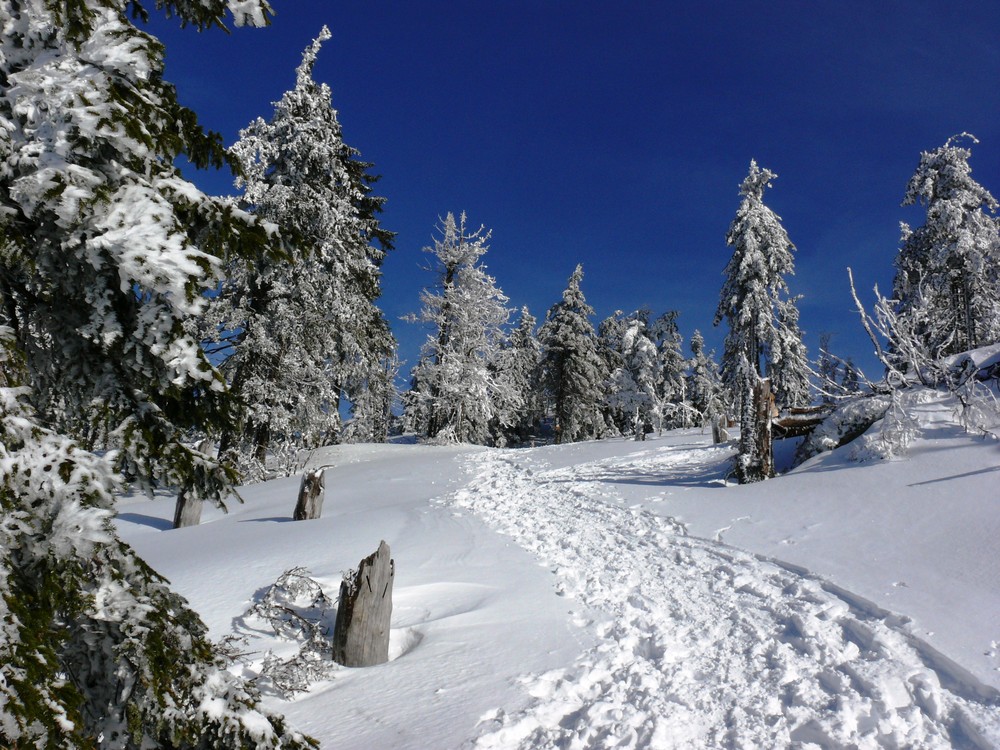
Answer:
xmin=0 ymin=1 xmax=312 ymax=746
xmin=605 ymin=315 xmax=660 ymax=435
xmin=405 ymin=213 xmax=514 ymax=444
xmin=686 ymin=329 xmax=726 ymax=426
xmin=492 ymin=306 xmax=543 ymax=444
xmin=715 ymin=161 xmax=807 ymax=481
xmin=650 ymin=311 xmax=691 ymax=429
xmin=894 ymin=134 xmax=1000 ymax=357
xmin=208 ymin=27 xmax=395 ymax=475
xmin=539 ymin=265 xmax=607 ymax=443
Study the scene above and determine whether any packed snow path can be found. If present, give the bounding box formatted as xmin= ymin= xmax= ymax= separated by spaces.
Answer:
xmin=451 ymin=446 xmax=1000 ymax=749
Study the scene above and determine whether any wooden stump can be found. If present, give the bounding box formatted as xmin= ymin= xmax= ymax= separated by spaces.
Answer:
xmin=333 ymin=541 xmax=394 ymax=667
xmin=172 ymin=492 xmax=202 ymax=528
xmin=293 ymin=468 xmax=325 ymax=520
xmin=712 ymin=414 xmax=730 ymax=444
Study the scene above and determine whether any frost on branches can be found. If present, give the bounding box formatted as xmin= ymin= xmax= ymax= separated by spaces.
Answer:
xmin=207 ymin=27 xmax=396 ymax=477
xmin=0 ymin=0 xmax=284 ymax=505
xmin=0 ymin=2 xmax=313 ymax=746
xmin=893 ymin=134 xmax=1000 ymax=359
xmin=404 ymin=213 xmax=515 ymax=445
xmin=687 ymin=329 xmax=726 ymax=427
xmin=490 ymin=306 xmax=543 ymax=445
xmin=539 ymin=265 xmax=607 ymax=443
xmin=0 ymin=329 xmax=312 ymax=747
xmin=715 ymin=161 xmax=809 ymax=482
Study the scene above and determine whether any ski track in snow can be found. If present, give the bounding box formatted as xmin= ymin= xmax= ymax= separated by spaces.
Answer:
xmin=449 ymin=446 xmax=1000 ymax=749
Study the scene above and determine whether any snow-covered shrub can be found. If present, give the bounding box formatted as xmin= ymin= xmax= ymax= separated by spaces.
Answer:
xmin=244 ymin=568 xmax=338 ymax=698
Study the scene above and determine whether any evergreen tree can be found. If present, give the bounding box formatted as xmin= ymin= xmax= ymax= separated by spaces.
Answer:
xmin=841 ymin=358 xmax=861 ymax=393
xmin=605 ymin=316 xmax=659 ymax=436
xmin=597 ymin=310 xmax=630 ymax=434
xmin=715 ymin=161 xmax=807 ymax=482
xmin=770 ymin=295 xmax=811 ymax=408
xmin=650 ymin=311 xmax=691 ymax=429
xmin=817 ymin=333 xmax=840 ymax=404
xmin=406 ymin=213 xmax=514 ymax=444
xmin=0 ymin=1 xmax=311 ymax=746
xmin=686 ymin=329 xmax=726 ymax=426
xmin=894 ymin=134 xmax=1000 ymax=357
xmin=539 ymin=265 xmax=607 ymax=443
xmin=208 ymin=27 xmax=395 ymax=476
xmin=492 ymin=306 xmax=543 ymax=444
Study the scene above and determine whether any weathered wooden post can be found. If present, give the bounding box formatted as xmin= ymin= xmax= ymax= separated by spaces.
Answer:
xmin=712 ymin=414 xmax=730 ymax=444
xmin=333 ymin=541 xmax=394 ymax=667
xmin=172 ymin=492 xmax=202 ymax=528
xmin=293 ymin=467 xmax=325 ymax=520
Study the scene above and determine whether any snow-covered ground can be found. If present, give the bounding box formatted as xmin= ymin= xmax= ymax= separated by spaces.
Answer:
xmin=116 ymin=390 xmax=1000 ymax=748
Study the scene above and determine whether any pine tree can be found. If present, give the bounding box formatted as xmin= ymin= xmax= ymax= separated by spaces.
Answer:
xmin=405 ymin=213 xmax=514 ymax=444
xmin=539 ymin=265 xmax=607 ymax=443
xmin=770 ymin=295 xmax=811 ymax=408
xmin=208 ymin=27 xmax=395 ymax=476
xmin=715 ymin=161 xmax=807 ymax=481
xmin=894 ymin=134 xmax=1000 ymax=357
xmin=492 ymin=306 xmax=543 ymax=444
xmin=650 ymin=311 xmax=691 ymax=429
xmin=686 ymin=329 xmax=726 ymax=426
xmin=0 ymin=1 xmax=312 ymax=746
xmin=817 ymin=333 xmax=840 ymax=404
xmin=605 ymin=315 xmax=659 ymax=436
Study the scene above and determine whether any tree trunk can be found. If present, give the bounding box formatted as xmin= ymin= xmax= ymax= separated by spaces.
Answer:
xmin=172 ymin=492 xmax=202 ymax=528
xmin=737 ymin=378 xmax=774 ymax=483
xmin=712 ymin=414 xmax=730 ymax=444
xmin=293 ymin=468 xmax=325 ymax=520
xmin=756 ymin=378 xmax=775 ymax=480
xmin=333 ymin=541 xmax=394 ymax=667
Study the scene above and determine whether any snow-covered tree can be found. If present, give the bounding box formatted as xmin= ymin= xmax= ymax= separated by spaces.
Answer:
xmin=841 ymin=358 xmax=861 ymax=393
xmin=342 ymin=353 xmax=399 ymax=444
xmin=492 ymin=306 xmax=543 ymax=444
xmin=605 ymin=315 xmax=660 ymax=435
xmin=715 ymin=161 xmax=808 ymax=482
xmin=715 ymin=160 xmax=808 ymax=411
xmin=817 ymin=333 xmax=840 ymax=403
xmin=0 ymin=1 xmax=311 ymax=746
xmin=686 ymin=330 xmax=726 ymax=426
xmin=650 ymin=311 xmax=693 ymax=429
xmin=770 ymin=295 xmax=811 ymax=407
xmin=893 ymin=134 xmax=1000 ymax=357
xmin=207 ymin=27 xmax=395 ymax=475
xmin=405 ymin=213 xmax=514 ymax=444
xmin=539 ymin=265 xmax=607 ymax=443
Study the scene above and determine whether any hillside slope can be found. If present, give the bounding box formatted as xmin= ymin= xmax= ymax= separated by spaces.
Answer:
xmin=116 ymin=390 xmax=1000 ymax=748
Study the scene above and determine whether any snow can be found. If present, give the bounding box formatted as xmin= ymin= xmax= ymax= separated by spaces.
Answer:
xmin=116 ymin=391 xmax=1000 ymax=748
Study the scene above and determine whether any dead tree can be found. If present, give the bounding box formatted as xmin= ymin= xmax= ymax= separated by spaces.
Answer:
xmin=172 ymin=492 xmax=202 ymax=528
xmin=738 ymin=377 xmax=775 ymax=483
xmin=293 ymin=467 xmax=325 ymax=520
xmin=333 ymin=541 xmax=394 ymax=667
xmin=712 ymin=414 xmax=730 ymax=444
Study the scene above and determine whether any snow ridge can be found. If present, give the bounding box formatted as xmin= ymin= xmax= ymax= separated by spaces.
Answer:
xmin=452 ymin=447 xmax=1000 ymax=749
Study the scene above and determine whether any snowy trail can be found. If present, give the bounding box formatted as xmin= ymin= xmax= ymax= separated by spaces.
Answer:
xmin=451 ymin=447 xmax=1000 ymax=749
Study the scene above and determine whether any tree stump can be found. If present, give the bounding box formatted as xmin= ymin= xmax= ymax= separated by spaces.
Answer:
xmin=333 ymin=541 xmax=394 ymax=667
xmin=712 ymin=414 xmax=730 ymax=444
xmin=293 ymin=468 xmax=325 ymax=520
xmin=172 ymin=492 xmax=202 ymax=528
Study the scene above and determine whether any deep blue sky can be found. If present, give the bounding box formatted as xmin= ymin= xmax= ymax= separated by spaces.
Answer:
xmin=147 ymin=2 xmax=1000 ymax=383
